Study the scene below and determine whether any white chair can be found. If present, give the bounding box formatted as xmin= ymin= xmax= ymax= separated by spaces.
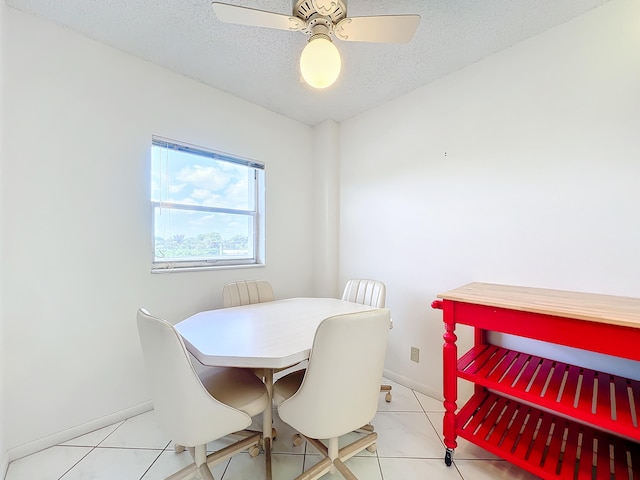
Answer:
xmin=341 ymin=278 xmax=386 ymax=308
xmin=342 ymin=279 xmax=392 ymax=402
xmin=273 ymin=309 xmax=391 ymax=480
xmin=222 ymin=280 xmax=274 ymax=307
xmin=222 ymin=280 xmax=278 ymax=384
xmin=136 ymin=308 xmax=269 ymax=480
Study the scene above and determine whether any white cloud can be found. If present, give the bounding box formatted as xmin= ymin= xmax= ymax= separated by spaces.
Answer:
xmin=177 ymin=165 xmax=230 ymax=191
xmin=169 ymin=183 xmax=186 ymax=194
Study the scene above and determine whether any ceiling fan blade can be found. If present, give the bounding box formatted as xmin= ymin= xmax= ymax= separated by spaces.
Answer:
xmin=334 ymin=15 xmax=421 ymax=43
xmin=212 ymin=2 xmax=305 ymax=31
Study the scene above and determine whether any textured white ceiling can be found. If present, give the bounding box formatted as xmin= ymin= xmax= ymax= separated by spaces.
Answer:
xmin=7 ymin=0 xmax=610 ymax=125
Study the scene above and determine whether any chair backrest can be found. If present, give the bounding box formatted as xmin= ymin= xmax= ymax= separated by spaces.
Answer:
xmin=278 ymin=309 xmax=390 ymax=439
xmin=341 ymin=279 xmax=386 ymax=308
xmin=136 ymin=308 xmax=252 ymax=446
xmin=222 ymin=280 xmax=274 ymax=307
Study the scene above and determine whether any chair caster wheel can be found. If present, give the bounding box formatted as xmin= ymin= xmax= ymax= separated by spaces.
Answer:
xmin=366 ymin=443 xmax=377 ymax=453
xmin=385 ymin=392 xmax=392 ymax=402
xmin=174 ymin=443 xmax=185 ymax=453
xmin=292 ymin=433 xmax=303 ymax=447
xmin=444 ymin=448 xmax=453 ymax=466
xmin=248 ymin=445 xmax=260 ymax=457
xmin=361 ymin=423 xmax=374 ymax=432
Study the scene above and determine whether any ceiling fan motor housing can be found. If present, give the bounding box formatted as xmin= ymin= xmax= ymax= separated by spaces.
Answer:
xmin=294 ymin=0 xmax=347 ymax=23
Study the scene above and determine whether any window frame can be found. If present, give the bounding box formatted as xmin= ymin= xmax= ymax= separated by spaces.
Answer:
xmin=150 ymin=136 xmax=265 ymax=273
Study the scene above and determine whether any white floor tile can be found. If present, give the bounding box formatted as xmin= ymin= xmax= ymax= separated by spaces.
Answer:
xmin=224 ymin=452 xmax=304 ymax=479
xmin=415 ymin=391 xmax=445 ymax=412
xmin=376 ymin=380 xmax=423 ymax=412
xmin=141 ymin=449 xmax=229 ymax=480
xmin=58 ymin=447 xmax=161 ymax=480
xmin=99 ymin=410 xmax=171 ymax=449
xmin=379 ymin=457 xmax=463 ymax=480
xmin=454 ymin=459 xmax=542 ymax=480
xmin=5 ymin=446 xmax=91 ymax=480
xmin=296 ymin=455 xmax=382 ymax=479
xmin=371 ymin=411 xmax=444 ymax=458
xmin=60 ymin=422 xmax=124 ymax=447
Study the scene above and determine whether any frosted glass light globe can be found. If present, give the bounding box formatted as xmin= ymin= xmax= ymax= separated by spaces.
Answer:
xmin=300 ymin=37 xmax=341 ymax=89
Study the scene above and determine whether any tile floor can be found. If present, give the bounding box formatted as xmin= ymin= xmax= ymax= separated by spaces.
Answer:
xmin=5 ymin=380 xmax=541 ymax=480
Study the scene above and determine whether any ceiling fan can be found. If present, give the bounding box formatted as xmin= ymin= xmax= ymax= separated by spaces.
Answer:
xmin=211 ymin=0 xmax=421 ymax=89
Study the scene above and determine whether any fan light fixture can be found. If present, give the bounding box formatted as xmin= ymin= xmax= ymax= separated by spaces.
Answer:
xmin=300 ymin=33 xmax=341 ymax=89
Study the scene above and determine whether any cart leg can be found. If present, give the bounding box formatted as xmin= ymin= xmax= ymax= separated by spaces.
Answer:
xmin=442 ymin=309 xmax=458 ymax=458
xmin=444 ymin=448 xmax=454 ymax=466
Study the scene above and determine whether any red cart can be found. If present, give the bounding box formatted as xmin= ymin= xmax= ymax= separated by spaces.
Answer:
xmin=432 ymin=282 xmax=640 ymax=478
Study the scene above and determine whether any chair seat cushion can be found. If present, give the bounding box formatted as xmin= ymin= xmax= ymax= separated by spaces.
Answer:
xmin=272 ymin=369 xmax=305 ymax=406
xmin=200 ymin=367 xmax=269 ymax=417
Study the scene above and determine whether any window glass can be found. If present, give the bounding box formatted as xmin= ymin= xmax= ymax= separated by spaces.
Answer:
xmin=151 ymin=137 xmax=265 ymax=271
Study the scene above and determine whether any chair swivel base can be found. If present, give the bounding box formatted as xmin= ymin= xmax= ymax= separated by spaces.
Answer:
xmin=292 ymin=432 xmax=378 ymax=480
xmin=168 ymin=431 xmax=261 ymax=480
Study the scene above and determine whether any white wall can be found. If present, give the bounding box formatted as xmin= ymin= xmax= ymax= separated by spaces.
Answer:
xmin=0 ymin=0 xmax=6 ymax=473
xmin=339 ymin=0 xmax=640 ymax=398
xmin=312 ymin=120 xmax=340 ymax=298
xmin=1 ymin=7 xmax=315 ymax=457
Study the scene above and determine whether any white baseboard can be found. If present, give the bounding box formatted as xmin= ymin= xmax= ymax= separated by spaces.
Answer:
xmin=382 ymin=369 xmax=443 ymax=402
xmin=7 ymin=401 xmax=153 ymax=463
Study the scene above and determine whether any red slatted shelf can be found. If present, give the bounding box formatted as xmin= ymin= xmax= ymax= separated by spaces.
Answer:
xmin=457 ymin=391 xmax=639 ymax=479
xmin=458 ymin=344 xmax=640 ymax=442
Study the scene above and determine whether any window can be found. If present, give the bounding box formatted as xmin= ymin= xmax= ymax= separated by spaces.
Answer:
xmin=151 ymin=137 xmax=265 ymax=271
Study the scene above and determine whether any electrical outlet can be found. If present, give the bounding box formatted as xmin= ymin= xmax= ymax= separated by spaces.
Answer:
xmin=410 ymin=346 xmax=420 ymax=363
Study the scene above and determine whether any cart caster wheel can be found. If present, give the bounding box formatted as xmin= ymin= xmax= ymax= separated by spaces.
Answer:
xmin=385 ymin=392 xmax=392 ymax=402
xmin=292 ymin=433 xmax=303 ymax=447
xmin=366 ymin=443 xmax=377 ymax=453
xmin=174 ymin=443 xmax=185 ymax=453
xmin=444 ymin=448 xmax=453 ymax=466
xmin=248 ymin=445 xmax=260 ymax=457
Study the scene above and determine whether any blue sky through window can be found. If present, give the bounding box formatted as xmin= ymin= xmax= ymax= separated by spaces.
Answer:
xmin=151 ymin=144 xmax=253 ymax=240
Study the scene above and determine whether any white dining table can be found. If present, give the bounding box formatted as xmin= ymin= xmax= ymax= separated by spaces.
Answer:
xmin=174 ymin=297 xmax=382 ymax=479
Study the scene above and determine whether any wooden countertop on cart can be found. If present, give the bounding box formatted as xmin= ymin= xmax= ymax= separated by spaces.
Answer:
xmin=437 ymin=282 xmax=640 ymax=329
